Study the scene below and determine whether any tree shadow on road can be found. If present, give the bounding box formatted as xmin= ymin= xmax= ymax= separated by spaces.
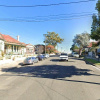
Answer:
xmin=50 ymin=59 xmax=74 ymax=62
xmin=1 ymin=64 xmax=93 ymax=79
xmin=2 ymin=64 xmax=100 ymax=85
xmin=70 ymin=57 xmax=84 ymax=61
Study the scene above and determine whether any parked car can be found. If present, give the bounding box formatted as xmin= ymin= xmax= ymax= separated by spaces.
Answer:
xmin=43 ymin=54 xmax=49 ymax=58
xmin=23 ymin=57 xmax=38 ymax=65
xmin=59 ymin=53 xmax=68 ymax=61
xmin=72 ymin=52 xmax=79 ymax=57
xmin=37 ymin=54 xmax=45 ymax=61
xmin=56 ymin=53 xmax=60 ymax=56
xmin=32 ymin=57 xmax=39 ymax=63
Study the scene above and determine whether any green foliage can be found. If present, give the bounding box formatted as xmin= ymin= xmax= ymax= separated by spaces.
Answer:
xmin=96 ymin=0 xmax=100 ymax=12
xmin=72 ymin=32 xmax=90 ymax=56
xmin=44 ymin=32 xmax=64 ymax=47
xmin=91 ymin=0 xmax=100 ymax=42
xmin=85 ymin=58 xmax=100 ymax=65
xmin=73 ymin=32 xmax=90 ymax=48
xmin=70 ymin=44 xmax=79 ymax=52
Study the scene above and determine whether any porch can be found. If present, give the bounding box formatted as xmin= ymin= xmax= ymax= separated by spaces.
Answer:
xmin=4 ymin=44 xmax=26 ymax=55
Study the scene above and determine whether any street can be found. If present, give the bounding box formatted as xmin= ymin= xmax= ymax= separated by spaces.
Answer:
xmin=0 ymin=56 xmax=100 ymax=100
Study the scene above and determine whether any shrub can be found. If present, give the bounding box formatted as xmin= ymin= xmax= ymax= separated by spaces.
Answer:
xmin=0 ymin=56 xmax=3 ymax=60
xmin=1 ymin=50 xmax=4 ymax=57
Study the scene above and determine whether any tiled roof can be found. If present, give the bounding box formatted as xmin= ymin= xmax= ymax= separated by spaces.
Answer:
xmin=87 ymin=42 xmax=98 ymax=48
xmin=0 ymin=33 xmax=26 ymax=46
xmin=21 ymin=42 xmax=27 ymax=46
xmin=0 ymin=34 xmax=4 ymax=40
xmin=26 ymin=44 xmax=34 ymax=46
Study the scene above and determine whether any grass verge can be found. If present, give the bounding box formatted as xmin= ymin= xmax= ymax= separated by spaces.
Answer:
xmin=85 ymin=58 xmax=100 ymax=66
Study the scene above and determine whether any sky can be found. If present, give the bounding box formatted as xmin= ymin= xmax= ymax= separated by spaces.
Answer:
xmin=0 ymin=0 xmax=98 ymax=53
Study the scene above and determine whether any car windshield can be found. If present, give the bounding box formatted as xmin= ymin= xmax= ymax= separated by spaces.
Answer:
xmin=61 ymin=53 xmax=67 ymax=56
xmin=74 ymin=53 xmax=78 ymax=54
xmin=26 ymin=57 xmax=31 ymax=60
xmin=32 ymin=57 xmax=36 ymax=59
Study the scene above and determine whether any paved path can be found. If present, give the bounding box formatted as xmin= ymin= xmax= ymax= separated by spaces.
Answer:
xmin=0 ymin=56 xmax=100 ymax=100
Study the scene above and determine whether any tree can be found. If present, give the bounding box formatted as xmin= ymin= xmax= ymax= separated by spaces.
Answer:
xmin=70 ymin=44 xmax=79 ymax=52
xmin=46 ymin=45 xmax=55 ymax=54
xmin=73 ymin=32 xmax=90 ymax=56
xmin=91 ymin=0 xmax=100 ymax=42
xmin=44 ymin=32 xmax=64 ymax=47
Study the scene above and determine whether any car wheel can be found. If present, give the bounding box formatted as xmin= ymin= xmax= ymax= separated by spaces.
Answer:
xmin=32 ymin=62 xmax=34 ymax=64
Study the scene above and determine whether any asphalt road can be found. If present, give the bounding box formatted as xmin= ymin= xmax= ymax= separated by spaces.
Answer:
xmin=0 ymin=56 xmax=100 ymax=100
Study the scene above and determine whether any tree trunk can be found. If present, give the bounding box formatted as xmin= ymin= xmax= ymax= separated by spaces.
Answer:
xmin=79 ymin=48 xmax=82 ymax=58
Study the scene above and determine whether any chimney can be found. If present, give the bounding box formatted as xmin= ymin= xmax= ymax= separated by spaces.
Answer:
xmin=17 ymin=35 xmax=20 ymax=41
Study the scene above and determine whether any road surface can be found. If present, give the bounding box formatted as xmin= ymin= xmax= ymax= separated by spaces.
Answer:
xmin=0 ymin=56 xmax=100 ymax=100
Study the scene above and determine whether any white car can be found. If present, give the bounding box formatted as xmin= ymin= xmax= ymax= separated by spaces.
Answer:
xmin=59 ymin=53 xmax=68 ymax=61
xmin=72 ymin=52 xmax=79 ymax=57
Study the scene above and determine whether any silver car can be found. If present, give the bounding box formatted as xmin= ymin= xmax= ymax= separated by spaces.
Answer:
xmin=23 ymin=57 xmax=38 ymax=65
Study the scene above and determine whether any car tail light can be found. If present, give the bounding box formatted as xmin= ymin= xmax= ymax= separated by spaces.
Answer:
xmin=28 ymin=60 xmax=31 ymax=63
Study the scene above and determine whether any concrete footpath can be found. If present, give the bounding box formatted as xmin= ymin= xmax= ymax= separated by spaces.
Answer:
xmin=0 ymin=57 xmax=26 ymax=74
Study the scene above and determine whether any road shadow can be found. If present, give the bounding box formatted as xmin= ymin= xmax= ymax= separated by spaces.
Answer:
xmin=19 ymin=62 xmax=24 ymax=66
xmin=50 ymin=59 xmax=59 ymax=62
xmin=50 ymin=59 xmax=74 ymax=62
xmin=70 ymin=57 xmax=84 ymax=61
xmin=2 ymin=64 xmax=100 ymax=85
xmin=2 ymin=64 xmax=93 ymax=79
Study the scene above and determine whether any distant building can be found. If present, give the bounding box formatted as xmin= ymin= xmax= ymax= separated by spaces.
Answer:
xmin=87 ymin=42 xmax=99 ymax=57
xmin=35 ymin=44 xmax=45 ymax=54
xmin=26 ymin=44 xmax=35 ymax=55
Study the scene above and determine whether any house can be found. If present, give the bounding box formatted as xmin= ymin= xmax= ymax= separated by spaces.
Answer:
xmin=87 ymin=42 xmax=99 ymax=57
xmin=0 ymin=33 xmax=26 ymax=56
xmin=26 ymin=44 xmax=35 ymax=56
xmin=97 ymin=45 xmax=100 ymax=53
xmin=35 ymin=44 xmax=45 ymax=54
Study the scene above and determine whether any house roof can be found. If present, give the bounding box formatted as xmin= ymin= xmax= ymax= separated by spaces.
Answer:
xmin=0 ymin=34 xmax=4 ymax=40
xmin=35 ymin=44 xmax=45 ymax=46
xmin=0 ymin=33 xmax=26 ymax=46
xmin=26 ymin=44 xmax=33 ymax=46
xmin=87 ymin=42 xmax=98 ymax=48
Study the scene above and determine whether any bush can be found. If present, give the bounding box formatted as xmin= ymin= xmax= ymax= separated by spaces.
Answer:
xmin=1 ymin=50 xmax=4 ymax=57
xmin=5 ymin=55 xmax=11 ymax=59
xmin=0 ymin=56 xmax=3 ymax=60
xmin=12 ymin=56 xmax=16 ymax=61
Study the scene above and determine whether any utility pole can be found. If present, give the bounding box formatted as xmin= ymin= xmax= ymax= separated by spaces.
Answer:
xmin=57 ymin=44 xmax=58 ymax=52
xmin=61 ymin=47 xmax=62 ymax=53
xmin=43 ymin=34 xmax=46 ymax=54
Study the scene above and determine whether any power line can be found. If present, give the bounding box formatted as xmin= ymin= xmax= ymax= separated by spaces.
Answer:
xmin=0 ymin=13 xmax=97 ymax=22
xmin=17 ymin=11 xmax=97 ymax=19
xmin=0 ymin=0 xmax=95 ymax=7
